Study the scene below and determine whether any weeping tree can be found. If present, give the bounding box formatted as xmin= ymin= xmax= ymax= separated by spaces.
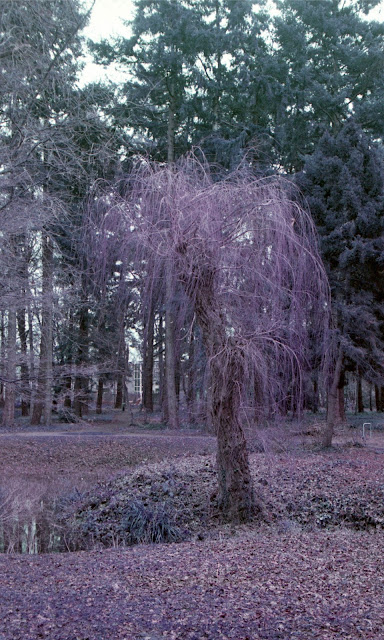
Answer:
xmin=103 ymin=156 xmax=329 ymax=522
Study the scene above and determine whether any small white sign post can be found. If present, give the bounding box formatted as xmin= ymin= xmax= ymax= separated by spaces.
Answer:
xmin=362 ymin=422 xmax=372 ymax=440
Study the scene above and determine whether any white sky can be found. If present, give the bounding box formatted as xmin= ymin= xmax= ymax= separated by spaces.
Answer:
xmin=81 ymin=0 xmax=384 ymax=84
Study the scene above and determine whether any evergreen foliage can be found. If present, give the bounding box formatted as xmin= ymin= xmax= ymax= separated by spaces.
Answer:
xmin=297 ymin=120 xmax=384 ymax=386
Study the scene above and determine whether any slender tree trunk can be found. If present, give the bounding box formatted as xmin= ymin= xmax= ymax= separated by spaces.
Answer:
xmin=336 ymin=368 xmax=346 ymax=423
xmin=164 ymin=261 xmax=179 ymax=429
xmin=115 ymin=374 xmax=123 ymax=409
xmin=64 ymin=373 xmax=72 ymax=408
xmin=323 ymin=348 xmax=343 ymax=447
xmin=312 ymin=376 xmax=319 ymax=414
xmin=0 ymin=311 xmax=5 ymax=407
xmin=17 ymin=308 xmax=30 ymax=416
xmin=28 ymin=305 xmax=35 ymax=391
xmin=167 ymin=94 xmax=176 ymax=164
xmin=31 ymin=234 xmax=53 ymax=426
xmin=96 ymin=376 xmax=104 ymax=414
xmin=2 ymin=309 xmax=17 ymax=427
xmin=142 ymin=306 xmax=155 ymax=412
xmin=186 ymin=323 xmax=196 ymax=424
xmin=114 ymin=311 xmax=127 ymax=410
xmin=73 ymin=304 xmax=88 ymax=418
xmin=356 ymin=369 xmax=364 ymax=413
xmin=158 ymin=314 xmax=166 ymax=417
xmin=63 ymin=311 xmax=74 ymax=410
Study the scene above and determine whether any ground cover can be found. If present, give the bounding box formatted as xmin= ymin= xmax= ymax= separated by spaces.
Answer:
xmin=0 ymin=412 xmax=384 ymax=639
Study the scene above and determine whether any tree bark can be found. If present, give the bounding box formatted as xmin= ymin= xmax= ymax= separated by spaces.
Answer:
xmin=337 ymin=368 xmax=346 ymax=423
xmin=323 ymin=348 xmax=343 ymax=447
xmin=181 ymin=260 xmax=256 ymax=522
xmin=73 ymin=304 xmax=88 ymax=418
xmin=142 ymin=305 xmax=155 ymax=412
xmin=2 ymin=309 xmax=17 ymax=427
xmin=114 ymin=311 xmax=127 ymax=410
xmin=186 ymin=323 xmax=196 ymax=424
xmin=96 ymin=376 xmax=104 ymax=414
xmin=0 ymin=311 xmax=5 ymax=407
xmin=356 ymin=369 xmax=364 ymax=413
xmin=164 ymin=261 xmax=179 ymax=429
xmin=17 ymin=308 xmax=30 ymax=416
xmin=31 ymin=234 xmax=53 ymax=426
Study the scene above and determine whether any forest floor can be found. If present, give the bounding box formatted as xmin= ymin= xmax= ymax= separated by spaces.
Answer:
xmin=0 ymin=410 xmax=384 ymax=639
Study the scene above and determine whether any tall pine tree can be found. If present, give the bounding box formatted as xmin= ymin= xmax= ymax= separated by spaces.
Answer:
xmin=297 ymin=120 xmax=384 ymax=444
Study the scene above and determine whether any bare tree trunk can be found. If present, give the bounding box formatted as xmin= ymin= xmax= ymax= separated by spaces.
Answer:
xmin=158 ymin=314 xmax=166 ymax=416
xmin=2 ymin=309 xmax=17 ymax=427
xmin=64 ymin=374 xmax=72 ymax=408
xmin=142 ymin=305 xmax=154 ymax=412
xmin=164 ymin=261 xmax=179 ymax=429
xmin=323 ymin=349 xmax=343 ymax=447
xmin=114 ymin=311 xmax=127 ymax=410
xmin=356 ymin=369 xmax=364 ymax=413
xmin=31 ymin=234 xmax=53 ymax=426
xmin=186 ymin=323 xmax=195 ymax=424
xmin=0 ymin=311 xmax=5 ymax=407
xmin=313 ymin=376 xmax=319 ymax=413
xmin=182 ymin=262 xmax=256 ymax=522
xmin=336 ymin=369 xmax=346 ymax=423
xmin=96 ymin=376 xmax=104 ymax=414
xmin=73 ymin=305 xmax=88 ymax=418
xmin=167 ymin=94 xmax=176 ymax=164
xmin=17 ymin=308 xmax=30 ymax=416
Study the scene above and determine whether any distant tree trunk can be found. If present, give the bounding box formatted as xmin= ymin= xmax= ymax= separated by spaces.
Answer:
xmin=0 ymin=311 xmax=5 ymax=407
xmin=323 ymin=349 xmax=343 ymax=447
xmin=337 ymin=368 xmax=346 ymax=423
xmin=375 ymin=385 xmax=381 ymax=411
xmin=28 ymin=305 xmax=35 ymax=392
xmin=96 ymin=376 xmax=104 ymax=414
xmin=142 ymin=305 xmax=155 ymax=412
xmin=164 ymin=261 xmax=179 ymax=429
xmin=158 ymin=314 xmax=165 ymax=415
xmin=2 ymin=309 xmax=17 ymax=427
xmin=312 ymin=376 xmax=319 ymax=414
xmin=115 ymin=374 xmax=123 ymax=409
xmin=73 ymin=304 xmax=88 ymax=418
xmin=31 ymin=234 xmax=53 ymax=426
xmin=114 ymin=311 xmax=127 ymax=410
xmin=64 ymin=373 xmax=72 ymax=408
xmin=379 ymin=387 xmax=384 ymax=411
xmin=17 ymin=308 xmax=30 ymax=416
xmin=186 ymin=323 xmax=196 ymax=424
xmin=356 ymin=369 xmax=364 ymax=413
xmin=167 ymin=93 xmax=176 ymax=164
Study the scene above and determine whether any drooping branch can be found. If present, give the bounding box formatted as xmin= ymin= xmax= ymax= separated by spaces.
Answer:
xmin=95 ymin=154 xmax=330 ymax=522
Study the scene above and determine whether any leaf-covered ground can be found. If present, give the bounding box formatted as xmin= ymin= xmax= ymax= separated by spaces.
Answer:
xmin=1 ymin=417 xmax=384 ymax=638
xmin=1 ymin=529 xmax=384 ymax=639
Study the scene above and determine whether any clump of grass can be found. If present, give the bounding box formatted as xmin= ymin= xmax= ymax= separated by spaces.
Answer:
xmin=56 ymin=457 xmax=218 ymax=551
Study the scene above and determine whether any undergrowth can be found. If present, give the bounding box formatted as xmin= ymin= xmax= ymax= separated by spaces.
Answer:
xmin=2 ymin=450 xmax=384 ymax=553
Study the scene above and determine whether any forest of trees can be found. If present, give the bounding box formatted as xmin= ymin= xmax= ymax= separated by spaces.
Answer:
xmin=1 ymin=0 xmax=384 ymax=517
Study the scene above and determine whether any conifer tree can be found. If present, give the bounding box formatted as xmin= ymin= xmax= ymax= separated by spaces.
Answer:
xmin=297 ymin=120 xmax=384 ymax=445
